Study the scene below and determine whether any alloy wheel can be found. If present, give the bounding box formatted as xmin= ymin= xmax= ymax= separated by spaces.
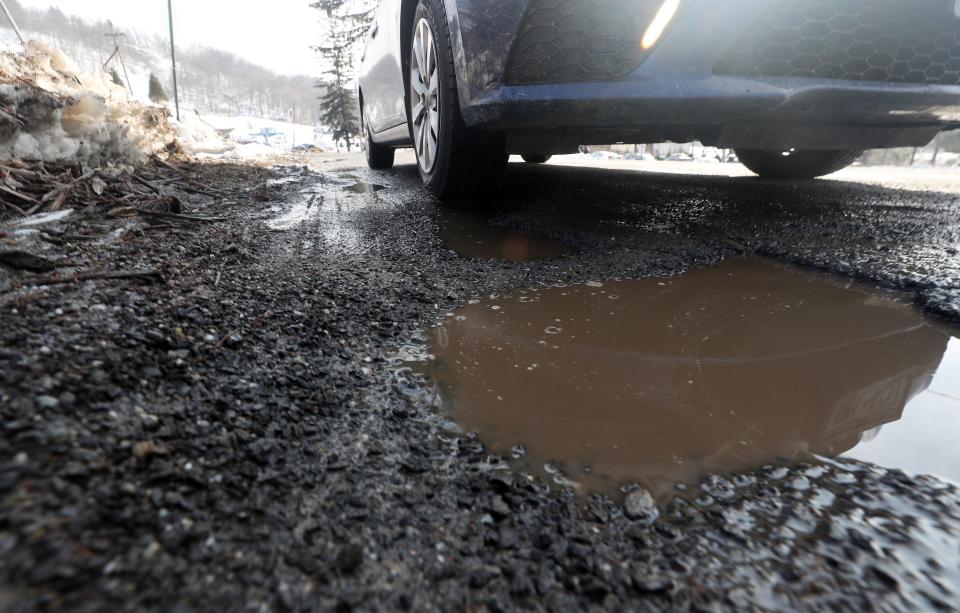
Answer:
xmin=410 ymin=18 xmax=439 ymax=173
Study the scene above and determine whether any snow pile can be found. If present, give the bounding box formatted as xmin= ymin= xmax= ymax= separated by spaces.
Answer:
xmin=206 ymin=114 xmax=336 ymax=152
xmin=175 ymin=110 xmax=235 ymax=156
xmin=0 ymin=41 xmax=180 ymax=165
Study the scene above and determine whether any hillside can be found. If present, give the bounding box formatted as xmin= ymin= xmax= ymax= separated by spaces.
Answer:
xmin=0 ymin=0 xmax=321 ymax=126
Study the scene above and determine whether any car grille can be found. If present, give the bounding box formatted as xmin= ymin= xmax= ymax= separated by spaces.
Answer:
xmin=504 ymin=0 xmax=663 ymax=84
xmin=713 ymin=0 xmax=960 ymax=86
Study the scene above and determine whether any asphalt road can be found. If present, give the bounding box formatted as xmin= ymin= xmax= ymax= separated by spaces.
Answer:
xmin=2 ymin=157 xmax=959 ymax=610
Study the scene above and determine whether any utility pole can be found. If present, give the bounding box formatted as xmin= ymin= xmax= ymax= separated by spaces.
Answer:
xmin=167 ymin=0 xmax=181 ymax=121
xmin=0 ymin=0 xmax=24 ymax=46
xmin=103 ymin=21 xmax=134 ymax=95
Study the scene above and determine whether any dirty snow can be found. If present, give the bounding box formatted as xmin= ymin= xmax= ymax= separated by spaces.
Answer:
xmin=0 ymin=41 xmax=185 ymax=165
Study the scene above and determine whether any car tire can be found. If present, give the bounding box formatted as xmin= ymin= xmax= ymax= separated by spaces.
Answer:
xmin=363 ymin=108 xmax=395 ymax=170
xmin=735 ymin=149 xmax=862 ymax=180
xmin=409 ymin=0 xmax=506 ymax=198
xmin=521 ymin=154 xmax=552 ymax=164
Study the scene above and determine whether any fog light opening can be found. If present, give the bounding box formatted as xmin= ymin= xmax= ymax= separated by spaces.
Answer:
xmin=641 ymin=0 xmax=681 ymax=51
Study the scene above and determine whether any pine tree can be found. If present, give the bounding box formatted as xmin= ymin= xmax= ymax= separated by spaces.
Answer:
xmin=315 ymin=24 xmax=358 ymax=151
xmin=311 ymin=0 xmax=376 ymax=151
xmin=148 ymin=73 xmax=169 ymax=103
xmin=109 ymin=68 xmax=124 ymax=88
xmin=310 ymin=0 xmax=375 ymax=47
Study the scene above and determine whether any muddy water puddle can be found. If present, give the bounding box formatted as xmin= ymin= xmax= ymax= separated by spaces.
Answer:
xmin=424 ymin=258 xmax=960 ymax=496
xmin=345 ymin=181 xmax=384 ymax=194
xmin=437 ymin=207 xmax=568 ymax=262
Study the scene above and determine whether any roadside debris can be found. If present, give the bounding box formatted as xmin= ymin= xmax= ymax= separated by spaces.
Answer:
xmin=0 ymin=39 xmax=245 ymax=291
xmin=0 ymin=158 xmax=197 ymax=221
xmin=0 ymin=160 xmax=270 ymax=295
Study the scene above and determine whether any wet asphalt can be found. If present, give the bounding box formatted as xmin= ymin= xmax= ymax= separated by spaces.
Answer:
xmin=1 ymin=158 xmax=959 ymax=610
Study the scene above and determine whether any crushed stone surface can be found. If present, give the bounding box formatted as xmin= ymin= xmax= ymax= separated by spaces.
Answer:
xmin=1 ymin=160 xmax=959 ymax=610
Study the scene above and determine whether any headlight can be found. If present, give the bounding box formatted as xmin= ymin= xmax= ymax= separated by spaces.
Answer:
xmin=641 ymin=0 xmax=681 ymax=50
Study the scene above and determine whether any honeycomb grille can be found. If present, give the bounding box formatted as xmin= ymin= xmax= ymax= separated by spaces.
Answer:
xmin=714 ymin=0 xmax=960 ymax=86
xmin=505 ymin=0 xmax=662 ymax=84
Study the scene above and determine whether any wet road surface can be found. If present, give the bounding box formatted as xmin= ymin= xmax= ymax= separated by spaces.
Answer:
xmin=3 ymin=157 xmax=960 ymax=610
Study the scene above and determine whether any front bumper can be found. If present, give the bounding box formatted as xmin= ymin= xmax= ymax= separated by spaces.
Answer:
xmin=452 ymin=0 xmax=960 ymax=148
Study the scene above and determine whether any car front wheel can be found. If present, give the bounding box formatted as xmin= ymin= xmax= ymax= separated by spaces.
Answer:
xmin=735 ymin=149 xmax=862 ymax=180
xmin=409 ymin=0 xmax=506 ymax=198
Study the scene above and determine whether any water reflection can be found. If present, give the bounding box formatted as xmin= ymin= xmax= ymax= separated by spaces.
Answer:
xmin=846 ymin=338 xmax=960 ymax=478
xmin=345 ymin=181 xmax=385 ymax=194
xmin=436 ymin=207 xmax=569 ymax=262
xmin=424 ymin=258 xmax=957 ymax=495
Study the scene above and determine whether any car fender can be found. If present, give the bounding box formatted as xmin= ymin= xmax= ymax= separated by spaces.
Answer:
xmin=444 ymin=0 xmax=528 ymax=116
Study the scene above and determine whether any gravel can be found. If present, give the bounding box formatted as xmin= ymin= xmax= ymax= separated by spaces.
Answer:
xmin=1 ymin=159 xmax=959 ymax=610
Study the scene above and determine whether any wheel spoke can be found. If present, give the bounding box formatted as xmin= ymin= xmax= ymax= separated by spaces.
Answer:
xmin=427 ymin=129 xmax=437 ymax=168
xmin=429 ymin=109 xmax=439 ymax=135
xmin=410 ymin=76 xmax=423 ymax=99
xmin=426 ymin=29 xmax=434 ymax=77
xmin=414 ymin=31 xmax=425 ymax=78
xmin=421 ymin=118 xmax=428 ymax=155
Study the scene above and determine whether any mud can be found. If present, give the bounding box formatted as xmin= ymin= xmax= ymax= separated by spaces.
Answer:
xmin=435 ymin=206 xmax=569 ymax=261
xmin=425 ymin=258 xmax=960 ymax=496
xmin=345 ymin=181 xmax=385 ymax=194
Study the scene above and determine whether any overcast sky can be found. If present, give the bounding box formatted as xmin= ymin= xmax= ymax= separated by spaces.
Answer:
xmin=17 ymin=0 xmax=325 ymax=76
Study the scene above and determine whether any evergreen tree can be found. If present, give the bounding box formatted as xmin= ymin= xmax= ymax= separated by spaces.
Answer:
xmin=109 ymin=68 xmax=124 ymax=88
xmin=311 ymin=0 xmax=376 ymax=151
xmin=148 ymin=73 xmax=169 ymax=103
xmin=310 ymin=0 xmax=375 ymax=45
xmin=314 ymin=24 xmax=358 ymax=151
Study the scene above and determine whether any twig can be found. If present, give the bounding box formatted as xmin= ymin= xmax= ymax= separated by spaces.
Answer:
xmin=47 ymin=186 xmax=73 ymax=212
xmin=213 ymin=328 xmax=239 ymax=349
xmin=150 ymin=155 xmax=183 ymax=173
xmin=29 ymin=269 xmax=164 ymax=286
xmin=131 ymin=174 xmax=165 ymax=195
xmin=133 ymin=208 xmax=227 ymax=222
xmin=178 ymin=184 xmax=222 ymax=198
xmin=186 ymin=179 xmax=225 ymax=196
xmin=0 ymin=183 xmax=38 ymax=204
xmin=0 ymin=199 xmax=26 ymax=216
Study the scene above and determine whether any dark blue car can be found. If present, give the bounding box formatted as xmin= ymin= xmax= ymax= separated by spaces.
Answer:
xmin=357 ymin=0 xmax=960 ymax=196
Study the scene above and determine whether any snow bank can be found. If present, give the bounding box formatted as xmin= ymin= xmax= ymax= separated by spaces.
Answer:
xmin=0 ymin=41 xmax=180 ymax=165
xmin=175 ymin=110 xmax=235 ymax=156
xmin=205 ymin=115 xmax=336 ymax=152
xmin=230 ymin=142 xmax=279 ymax=159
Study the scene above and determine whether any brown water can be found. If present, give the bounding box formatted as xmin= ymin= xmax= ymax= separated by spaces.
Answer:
xmin=425 ymin=258 xmax=960 ymax=496
xmin=346 ymin=181 xmax=384 ymax=194
xmin=436 ymin=208 xmax=568 ymax=262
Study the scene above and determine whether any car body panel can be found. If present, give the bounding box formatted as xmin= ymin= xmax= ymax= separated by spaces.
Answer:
xmin=360 ymin=0 xmax=407 ymax=134
xmin=358 ymin=0 xmax=960 ymax=151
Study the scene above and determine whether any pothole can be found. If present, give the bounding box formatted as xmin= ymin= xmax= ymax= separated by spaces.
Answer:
xmin=421 ymin=258 xmax=960 ymax=496
xmin=345 ymin=181 xmax=384 ymax=194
